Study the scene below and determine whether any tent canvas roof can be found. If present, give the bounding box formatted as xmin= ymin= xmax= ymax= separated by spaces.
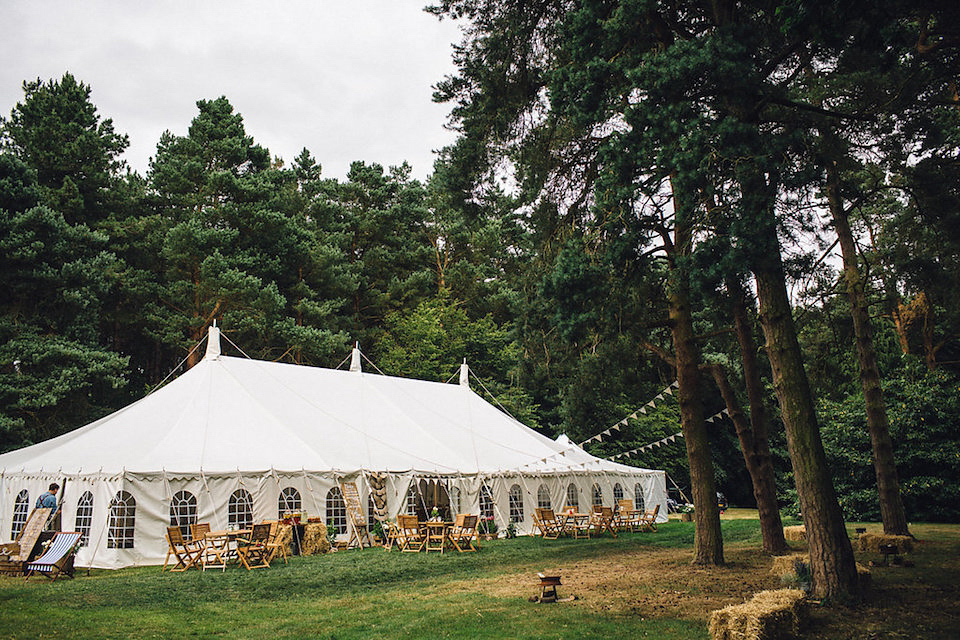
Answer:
xmin=0 ymin=329 xmax=653 ymax=478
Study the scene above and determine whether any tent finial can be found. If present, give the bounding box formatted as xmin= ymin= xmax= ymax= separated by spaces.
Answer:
xmin=350 ymin=343 xmax=362 ymax=373
xmin=205 ymin=324 xmax=221 ymax=360
xmin=459 ymin=360 xmax=469 ymax=388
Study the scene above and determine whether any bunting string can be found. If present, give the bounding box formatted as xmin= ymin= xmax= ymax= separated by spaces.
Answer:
xmin=578 ymin=381 xmax=678 ymax=447
xmin=607 ymin=406 xmax=731 ymax=461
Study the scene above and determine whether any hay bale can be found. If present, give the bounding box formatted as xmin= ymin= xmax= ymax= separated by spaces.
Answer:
xmin=856 ymin=533 xmax=913 ymax=554
xmin=708 ymin=589 xmax=806 ymax=640
xmin=300 ymin=523 xmax=332 ymax=555
xmin=783 ymin=526 xmax=806 ymax=541
xmin=770 ymin=553 xmax=808 ymax=577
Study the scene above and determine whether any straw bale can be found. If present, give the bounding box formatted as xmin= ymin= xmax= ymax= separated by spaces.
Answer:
xmin=770 ymin=553 xmax=808 ymax=577
xmin=300 ymin=523 xmax=332 ymax=555
xmin=708 ymin=589 xmax=806 ymax=640
xmin=856 ymin=533 xmax=913 ymax=554
xmin=782 ymin=526 xmax=806 ymax=541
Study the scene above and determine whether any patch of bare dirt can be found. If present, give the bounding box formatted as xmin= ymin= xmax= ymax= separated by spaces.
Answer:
xmin=447 ymin=546 xmax=779 ymax=622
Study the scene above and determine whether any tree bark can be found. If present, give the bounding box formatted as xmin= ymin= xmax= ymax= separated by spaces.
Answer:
xmin=826 ymin=163 xmax=910 ymax=536
xmin=669 ymin=177 xmax=723 ymax=565
xmin=753 ymin=257 xmax=859 ymax=600
xmin=721 ymin=279 xmax=789 ymax=554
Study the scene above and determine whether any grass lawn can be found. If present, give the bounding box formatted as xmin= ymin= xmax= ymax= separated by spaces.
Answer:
xmin=2 ymin=516 xmax=958 ymax=639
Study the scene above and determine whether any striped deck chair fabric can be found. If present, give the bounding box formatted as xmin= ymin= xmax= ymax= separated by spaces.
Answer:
xmin=25 ymin=532 xmax=82 ymax=581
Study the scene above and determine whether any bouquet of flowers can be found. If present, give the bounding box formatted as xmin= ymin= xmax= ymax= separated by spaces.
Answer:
xmin=478 ymin=515 xmax=498 ymax=535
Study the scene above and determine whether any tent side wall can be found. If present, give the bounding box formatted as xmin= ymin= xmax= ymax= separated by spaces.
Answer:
xmin=1 ymin=467 xmax=666 ymax=569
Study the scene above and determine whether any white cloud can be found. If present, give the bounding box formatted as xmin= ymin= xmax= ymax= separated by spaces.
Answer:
xmin=0 ymin=0 xmax=462 ymax=180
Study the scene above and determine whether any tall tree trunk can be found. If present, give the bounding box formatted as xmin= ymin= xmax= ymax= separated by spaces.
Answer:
xmin=826 ymin=162 xmax=910 ymax=536
xmin=669 ymin=177 xmax=723 ymax=565
xmin=737 ymin=157 xmax=858 ymax=599
xmin=753 ymin=259 xmax=859 ymax=599
xmin=721 ymin=278 xmax=789 ymax=554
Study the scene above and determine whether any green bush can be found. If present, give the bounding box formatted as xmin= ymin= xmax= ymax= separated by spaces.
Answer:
xmin=813 ymin=362 xmax=960 ymax=522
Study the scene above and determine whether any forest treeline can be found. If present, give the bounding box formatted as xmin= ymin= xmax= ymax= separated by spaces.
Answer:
xmin=2 ymin=1 xmax=960 ymax=597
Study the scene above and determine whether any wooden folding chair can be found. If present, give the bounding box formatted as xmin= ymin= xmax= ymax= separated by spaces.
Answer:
xmin=534 ymin=508 xmax=563 ymax=540
xmin=24 ymin=532 xmax=82 ymax=581
xmin=590 ymin=506 xmax=618 ymax=538
xmin=191 ymin=523 xmax=229 ymax=571
xmin=396 ymin=514 xmax=425 ymax=552
xmin=449 ymin=514 xmax=479 ymax=552
xmin=236 ymin=523 xmax=271 ymax=570
xmin=265 ymin=520 xmax=290 ymax=565
xmin=616 ymin=499 xmax=641 ymax=532
xmin=382 ymin=520 xmax=401 ymax=552
xmin=164 ymin=526 xmax=203 ymax=572
xmin=638 ymin=504 xmax=660 ymax=532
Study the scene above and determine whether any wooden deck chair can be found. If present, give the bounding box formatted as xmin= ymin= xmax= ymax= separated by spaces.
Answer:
xmin=534 ymin=508 xmax=563 ymax=540
xmin=236 ymin=523 xmax=271 ymax=570
xmin=339 ymin=482 xmax=372 ymax=549
xmin=264 ymin=520 xmax=290 ymax=565
xmin=638 ymin=504 xmax=660 ymax=532
xmin=396 ymin=514 xmax=425 ymax=552
xmin=164 ymin=526 xmax=203 ymax=572
xmin=450 ymin=514 xmax=479 ymax=552
xmin=0 ymin=508 xmax=52 ymax=576
xmin=590 ymin=506 xmax=618 ymax=538
xmin=24 ymin=531 xmax=82 ymax=581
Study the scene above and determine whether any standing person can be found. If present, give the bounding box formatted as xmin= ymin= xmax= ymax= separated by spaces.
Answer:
xmin=36 ymin=483 xmax=59 ymax=519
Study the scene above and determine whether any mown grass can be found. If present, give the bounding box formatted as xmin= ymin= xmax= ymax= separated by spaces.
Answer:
xmin=1 ymin=518 xmax=956 ymax=639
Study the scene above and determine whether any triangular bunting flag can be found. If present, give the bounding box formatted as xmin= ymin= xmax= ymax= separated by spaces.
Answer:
xmin=664 ymin=387 xmax=674 ymax=396
xmin=722 ymin=408 xmax=730 ymax=416
xmin=671 ymin=380 xmax=679 ymax=388
xmin=655 ymin=394 xmax=664 ymax=401
xmin=646 ymin=400 xmax=655 ymax=407
xmin=639 ymin=407 xmax=647 ymax=414
xmin=706 ymin=416 xmax=714 ymax=423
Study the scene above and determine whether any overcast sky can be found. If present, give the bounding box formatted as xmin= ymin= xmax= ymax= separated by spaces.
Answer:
xmin=1 ymin=1 xmax=463 ymax=181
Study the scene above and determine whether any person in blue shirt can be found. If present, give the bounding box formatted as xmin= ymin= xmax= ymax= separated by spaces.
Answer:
xmin=36 ymin=483 xmax=59 ymax=517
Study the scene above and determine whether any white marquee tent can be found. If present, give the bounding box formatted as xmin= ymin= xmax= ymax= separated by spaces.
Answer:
xmin=0 ymin=326 xmax=666 ymax=568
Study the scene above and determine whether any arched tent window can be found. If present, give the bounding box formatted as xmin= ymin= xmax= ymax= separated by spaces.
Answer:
xmin=326 ymin=487 xmax=347 ymax=535
xmin=169 ymin=491 xmax=197 ymax=539
xmin=508 ymin=484 xmax=524 ymax=523
xmin=450 ymin=486 xmax=461 ymax=515
xmin=613 ymin=483 xmax=624 ymax=506
xmin=75 ymin=492 xmax=94 ymax=547
xmin=479 ymin=484 xmax=494 ymax=520
xmin=107 ymin=491 xmax=136 ymax=549
xmin=278 ymin=487 xmax=301 ymax=517
xmin=11 ymin=490 xmax=29 ymax=539
xmin=405 ymin=484 xmax=418 ymax=515
xmin=228 ymin=489 xmax=254 ymax=529
xmin=565 ymin=483 xmax=579 ymax=512
xmin=592 ymin=483 xmax=603 ymax=507
xmin=634 ymin=484 xmax=646 ymax=512
xmin=537 ymin=485 xmax=551 ymax=510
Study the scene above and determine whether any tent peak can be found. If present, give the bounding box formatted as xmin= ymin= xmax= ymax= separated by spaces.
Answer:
xmin=349 ymin=344 xmax=362 ymax=372
xmin=204 ymin=324 xmax=221 ymax=360
xmin=459 ymin=361 xmax=469 ymax=388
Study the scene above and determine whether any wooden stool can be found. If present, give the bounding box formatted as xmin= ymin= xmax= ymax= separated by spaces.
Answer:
xmin=538 ymin=571 xmax=562 ymax=603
